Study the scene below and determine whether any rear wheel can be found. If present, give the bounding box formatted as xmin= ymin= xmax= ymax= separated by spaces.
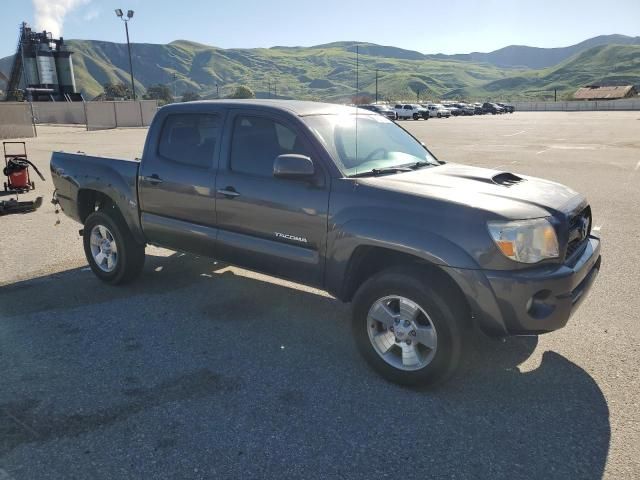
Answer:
xmin=83 ymin=210 xmax=145 ymax=285
xmin=352 ymin=267 xmax=464 ymax=386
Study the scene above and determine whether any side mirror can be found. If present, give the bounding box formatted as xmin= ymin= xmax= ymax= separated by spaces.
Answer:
xmin=273 ymin=154 xmax=315 ymax=180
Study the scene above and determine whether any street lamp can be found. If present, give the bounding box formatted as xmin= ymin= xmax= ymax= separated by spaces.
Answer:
xmin=115 ymin=9 xmax=136 ymax=100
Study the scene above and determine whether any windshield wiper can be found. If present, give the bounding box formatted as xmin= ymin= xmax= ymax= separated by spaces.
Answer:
xmin=349 ymin=166 xmax=413 ymax=178
xmin=409 ymin=161 xmax=435 ymax=169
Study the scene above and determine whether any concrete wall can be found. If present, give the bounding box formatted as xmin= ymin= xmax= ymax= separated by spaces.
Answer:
xmin=0 ymin=103 xmax=35 ymax=140
xmin=513 ymin=98 xmax=640 ymax=111
xmin=0 ymin=101 xmax=157 ymax=139
xmin=86 ymin=100 xmax=158 ymax=130
xmin=32 ymin=102 xmax=86 ymax=124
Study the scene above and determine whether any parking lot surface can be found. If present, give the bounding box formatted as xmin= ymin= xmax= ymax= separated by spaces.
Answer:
xmin=1 ymin=113 xmax=639 ymax=479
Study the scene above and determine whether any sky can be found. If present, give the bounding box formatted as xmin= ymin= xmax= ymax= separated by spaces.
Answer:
xmin=2 ymin=0 xmax=640 ymax=58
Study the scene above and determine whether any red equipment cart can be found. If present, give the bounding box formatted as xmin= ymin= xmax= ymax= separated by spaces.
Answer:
xmin=1 ymin=141 xmax=45 ymax=215
xmin=3 ymin=141 xmax=42 ymax=193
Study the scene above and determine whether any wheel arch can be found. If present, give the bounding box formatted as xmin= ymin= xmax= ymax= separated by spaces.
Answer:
xmin=77 ymin=188 xmax=145 ymax=244
xmin=337 ymin=245 xmax=474 ymax=330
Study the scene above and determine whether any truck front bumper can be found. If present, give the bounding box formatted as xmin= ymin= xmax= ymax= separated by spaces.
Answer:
xmin=483 ymin=235 xmax=601 ymax=335
xmin=446 ymin=235 xmax=601 ymax=336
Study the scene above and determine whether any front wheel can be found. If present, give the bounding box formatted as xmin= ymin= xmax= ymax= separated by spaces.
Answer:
xmin=83 ymin=210 xmax=145 ymax=285
xmin=352 ymin=267 xmax=464 ymax=386
xmin=413 ymin=113 xmax=420 ymax=120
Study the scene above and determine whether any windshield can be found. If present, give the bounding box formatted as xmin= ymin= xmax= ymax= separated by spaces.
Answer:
xmin=303 ymin=114 xmax=439 ymax=177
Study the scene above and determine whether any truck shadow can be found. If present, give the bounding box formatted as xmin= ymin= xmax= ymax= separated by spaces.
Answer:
xmin=0 ymin=254 xmax=610 ymax=479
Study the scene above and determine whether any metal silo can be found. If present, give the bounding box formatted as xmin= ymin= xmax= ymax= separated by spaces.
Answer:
xmin=55 ymin=43 xmax=76 ymax=93
xmin=22 ymin=48 xmax=39 ymax=87
xmin=36 ymin=43 xmax=58 ymax=86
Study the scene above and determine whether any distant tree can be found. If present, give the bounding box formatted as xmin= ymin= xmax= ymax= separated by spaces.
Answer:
xmin=351 ymin=95 xmax=372 ymax=105
xmin=143 ymin=84 xmax=174 ymax=105
xmin=181 ymin=91 xmax=201 ymax=102
xmin=103 ymin=82 xmax=132 ymax=100
xmin=229 ymin=85 xmax=255 ymax=99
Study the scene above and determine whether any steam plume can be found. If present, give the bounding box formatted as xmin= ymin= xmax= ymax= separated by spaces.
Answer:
xmin=32 ymin=0 xmax=89 ymax=37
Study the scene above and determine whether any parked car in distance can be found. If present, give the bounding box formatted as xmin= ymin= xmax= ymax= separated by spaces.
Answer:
xmin=51 ymin=100 xmax=601 ymax=387
xmin=453 ymin=103 xmax=476 ymax=116
xmin=443 ymin=104 xmax=462 ymax=116
xmin=497 ymin=103 xmax=515 ymax=113
xmin=394 ymin=104 xmax=425 ymax=120
xmin=359 ymin=104 xmax=397 ymax=120
xmin=482 ymin=102 xmax=505 ymax=114
xmin=424 ymin=104 xmax=451 ymax=118
xmin=413 ymin=104 xmax=430 ymax=120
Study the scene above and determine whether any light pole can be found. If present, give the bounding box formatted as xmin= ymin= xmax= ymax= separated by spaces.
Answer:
xmin=115 ymin=9 xmax=136 ymax=100
xmin=172 ymin=72 xmax=177 ymax=100
xmin=375 ymin=69 xmax=379 ymax=104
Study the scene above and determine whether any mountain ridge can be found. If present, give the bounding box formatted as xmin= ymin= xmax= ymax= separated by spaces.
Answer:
xmin=1 ymin=34 xmax=639 ymax=102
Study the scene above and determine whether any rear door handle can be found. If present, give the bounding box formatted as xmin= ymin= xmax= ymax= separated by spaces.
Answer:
xmin=142 ymin=174 xmax=163 ymax=185
xmin=217 ymin=187 xmax=240 ymax=198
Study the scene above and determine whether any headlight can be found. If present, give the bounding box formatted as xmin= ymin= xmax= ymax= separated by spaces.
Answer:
xmin=487 ymin=218 xmax=559 ymax=264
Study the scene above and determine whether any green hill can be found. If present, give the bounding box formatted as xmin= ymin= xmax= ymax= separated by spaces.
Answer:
xmin=469 ymin=34 xmax=640 ymax=69
xmin=1 ymin=37 xmax=639 ymax=102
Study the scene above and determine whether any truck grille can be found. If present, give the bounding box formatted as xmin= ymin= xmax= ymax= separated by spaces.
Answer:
xmin=566 ymin=206 xmax=591 ymax=259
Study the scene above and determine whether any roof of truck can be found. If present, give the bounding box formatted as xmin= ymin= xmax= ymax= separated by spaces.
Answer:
xmin=164 ymin=99 xmax=360 ymax=117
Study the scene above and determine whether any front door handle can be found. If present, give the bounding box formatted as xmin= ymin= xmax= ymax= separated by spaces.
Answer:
xmin=217 ymin=187 xmax=240 ymax=198
xmin=142 ymin=174 xmax=163 ymax=185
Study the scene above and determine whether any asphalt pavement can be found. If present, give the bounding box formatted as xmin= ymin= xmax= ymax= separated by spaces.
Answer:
xmin=0 ymin=113 xmax=639 ymax=479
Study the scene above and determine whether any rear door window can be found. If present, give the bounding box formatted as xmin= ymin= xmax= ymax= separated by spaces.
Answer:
xmin=158 ymin=114 xmax=220 ymax=168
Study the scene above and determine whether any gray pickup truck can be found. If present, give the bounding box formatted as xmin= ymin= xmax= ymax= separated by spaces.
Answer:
xmin=51 ymin=100 xmax=601 ymax=386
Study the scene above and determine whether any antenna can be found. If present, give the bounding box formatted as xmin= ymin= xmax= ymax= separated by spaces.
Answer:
xmin=355 ymin=45 xmax=359 ymax=163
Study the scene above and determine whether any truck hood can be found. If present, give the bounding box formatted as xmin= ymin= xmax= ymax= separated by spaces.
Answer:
xmin=360 ymin=163 xmax=584 ymax=219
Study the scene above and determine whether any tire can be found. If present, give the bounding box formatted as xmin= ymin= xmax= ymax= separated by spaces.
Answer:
xmin=437 ymin=113 xmax=441 ymax=118
xmin=352 ymin=266 xmax=464 ymax=387
xmin=83 ymin=210 xmax=145 ymax=285
xmin=413 ymin=113 xmax=419 ymax=120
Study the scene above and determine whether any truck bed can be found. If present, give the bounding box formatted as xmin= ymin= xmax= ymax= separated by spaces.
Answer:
xmin=50 ymin=152 xmax=143 ymax=241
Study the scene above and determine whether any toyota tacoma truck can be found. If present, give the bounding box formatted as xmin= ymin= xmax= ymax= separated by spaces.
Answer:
xmin=51 ymin=100 xmax=601 ymax=386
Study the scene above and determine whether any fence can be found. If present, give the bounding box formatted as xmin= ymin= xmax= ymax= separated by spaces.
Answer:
xmin=0 ymin=103 xmax=35 ymax=140
xmin=32 ymin=102 xmax=86 ymax=124
xmin=85 ymin=100 xmax=158 ymax=130
xmin=1 ymin=100 xmax=158 ymax=140
xmin=513 ymin=98 xmax=640 ymax=111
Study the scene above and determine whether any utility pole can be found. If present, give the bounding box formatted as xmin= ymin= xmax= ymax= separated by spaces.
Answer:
xmin=216 ymin=83 xmax=219 ymax=98
xmin=375 ymin=69 xmax=379 ymax=104
xmin=416 ymin=89 xmax=420 ymax=102
xmin=115 ymin=9 xmax=136 ymax=100
xmin=355 ymin=46 xmax=359 ymax=104
xmin=554 ymin=88 xmax=557 ymax=102
xmin=172 ymin=73 xmax=177 ymax=100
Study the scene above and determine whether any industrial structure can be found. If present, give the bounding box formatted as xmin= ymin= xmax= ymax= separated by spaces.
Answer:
xmin=4 ymin=22 xmax=83 ymax=102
